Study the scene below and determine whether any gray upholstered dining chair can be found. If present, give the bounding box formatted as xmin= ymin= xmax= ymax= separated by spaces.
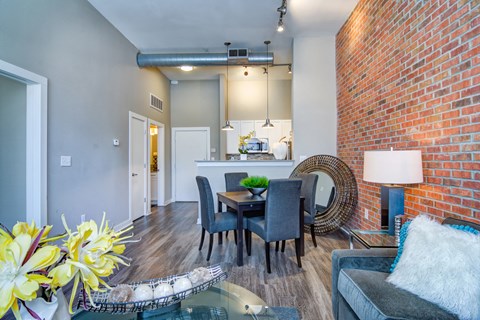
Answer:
xmin=196 ymin=176 xmax=244 ymax=261
xmin=277 ymin=173 xmax=319 ymax=252
xmin=299 ymin=173 xmax=319 ymax=247
xmin=225 ymin=172 xmax=248 ymax=192
xmin=245 ymin=179 xmax=303 ymax=273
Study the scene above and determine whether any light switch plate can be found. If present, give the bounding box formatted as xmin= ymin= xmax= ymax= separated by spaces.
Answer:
xmin=60 ymin=156 xmax=71 ymax=167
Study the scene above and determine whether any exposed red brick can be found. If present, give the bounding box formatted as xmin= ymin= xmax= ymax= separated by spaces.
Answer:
xmin=337 ymin=0 xmax=480 ymax=229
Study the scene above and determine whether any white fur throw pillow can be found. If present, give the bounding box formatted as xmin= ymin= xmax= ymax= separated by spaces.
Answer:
xmin=387 ymin=215 xmax=480 ymax=320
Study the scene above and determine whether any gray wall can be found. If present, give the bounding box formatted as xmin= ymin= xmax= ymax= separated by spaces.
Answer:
xmin=0 ymin=76 xmax=27 ymax=228
xmin=0 ymin=0 xmax=171 ymax=233
xmin=171 ymin=80 xmax=220 ymax=160
xmin=292 ymin=36 xmax=337 ymax=161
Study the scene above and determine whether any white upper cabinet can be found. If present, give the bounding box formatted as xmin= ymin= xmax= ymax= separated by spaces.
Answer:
xmin=226 ymin=119 xmax=292 ymax=154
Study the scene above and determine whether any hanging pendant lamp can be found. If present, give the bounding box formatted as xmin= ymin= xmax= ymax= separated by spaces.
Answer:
xmin=221 ymin=42 xmax=234 ymax=131
xmin=262 ymin=40 xmax=274 ymax=128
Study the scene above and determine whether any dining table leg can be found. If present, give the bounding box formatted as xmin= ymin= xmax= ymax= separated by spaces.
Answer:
xmin=236 ymin=206 xmax=244 ymax=266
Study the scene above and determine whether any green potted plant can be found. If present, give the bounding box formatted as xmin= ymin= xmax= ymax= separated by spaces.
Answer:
xmin=240 ymin=176 xmax=269 ymax=196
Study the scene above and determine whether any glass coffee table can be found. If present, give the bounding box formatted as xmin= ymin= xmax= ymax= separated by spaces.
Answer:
xmin=349 ymin=229 xmax=398 ymax=249
xmin=73 ymin=281 xmax=278 ymax=320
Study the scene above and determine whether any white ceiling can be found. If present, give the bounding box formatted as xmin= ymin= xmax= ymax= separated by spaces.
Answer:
xmin=88 ymin=0 xmax=358 ymax=80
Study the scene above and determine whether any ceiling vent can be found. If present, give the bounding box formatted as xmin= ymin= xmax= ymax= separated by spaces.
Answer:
xmin=228 ymin=48 xmax=249 ymax=59
xmin=150 ymin=93 xmax=163 ymax=112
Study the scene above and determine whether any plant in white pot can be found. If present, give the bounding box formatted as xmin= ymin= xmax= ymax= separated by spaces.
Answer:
xmin=238 ymin=131 xmax=254 ymax=160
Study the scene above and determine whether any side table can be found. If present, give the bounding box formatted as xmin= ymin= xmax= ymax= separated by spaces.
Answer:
xmin=349 ymin=229 xmax=398 ymax=249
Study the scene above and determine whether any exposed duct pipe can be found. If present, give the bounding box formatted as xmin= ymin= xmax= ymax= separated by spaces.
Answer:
xmin=136 ymin=52 xmax=273 ymax=68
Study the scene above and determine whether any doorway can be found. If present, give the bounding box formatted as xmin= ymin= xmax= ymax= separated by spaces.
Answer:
xmin=147 ymin=119 xmax=165 ymax=211
xmin=172 ymin=127 xmax=210 ymax=201
xmin=0 ymin=59 xmax=47 ymax=226
xmin=129 ymin=112 xmax=148 ymax=221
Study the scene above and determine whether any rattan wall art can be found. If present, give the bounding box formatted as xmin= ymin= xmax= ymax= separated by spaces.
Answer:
xmin=290 ymin=155 xmax=358 ymax=234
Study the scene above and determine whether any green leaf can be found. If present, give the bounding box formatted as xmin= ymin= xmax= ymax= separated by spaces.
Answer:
xmin=240 ymin=176 xmax=269 ymax=188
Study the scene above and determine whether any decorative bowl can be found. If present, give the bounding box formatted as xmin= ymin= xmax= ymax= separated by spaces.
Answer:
xmin=247 ymin=187 xmax=267 ymax=196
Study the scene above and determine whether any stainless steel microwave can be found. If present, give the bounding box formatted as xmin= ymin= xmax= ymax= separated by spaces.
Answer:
xmin=244 ymin=138 xmax=269 ymax=153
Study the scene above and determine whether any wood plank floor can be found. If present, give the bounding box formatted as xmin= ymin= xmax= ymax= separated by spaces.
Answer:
xmin=112 ymin=202 xmax=350 ymax=320
xmin=3 ymin=202 xmax=351 ymax=320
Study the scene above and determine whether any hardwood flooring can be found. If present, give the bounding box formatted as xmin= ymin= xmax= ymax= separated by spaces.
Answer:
xmin=2 ymin=202 xmax=351 ymax=320
xmin=112 ymin=202 xmax=350 ymax=320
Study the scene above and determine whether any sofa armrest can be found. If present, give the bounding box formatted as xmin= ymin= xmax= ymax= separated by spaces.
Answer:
xmin=331 ymin=249 xmax=398 ymax=320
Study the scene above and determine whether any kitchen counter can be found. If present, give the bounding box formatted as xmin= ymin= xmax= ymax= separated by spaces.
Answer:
xmin=195 ymin=160 xmax=294 ymax=167
xmin=194 ymin=160 xmax=296 ymax=222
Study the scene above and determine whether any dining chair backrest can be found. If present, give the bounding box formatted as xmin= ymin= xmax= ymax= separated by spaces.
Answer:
xmin=298 ymin=173 xmax=319 ymax=216
xmin=225 ymin=172 xmax=248 ymax=192
xmin=196 ymin=176 xmax=215 ymax=230
xmin=264 ymin=179 xmax=302 ymax=242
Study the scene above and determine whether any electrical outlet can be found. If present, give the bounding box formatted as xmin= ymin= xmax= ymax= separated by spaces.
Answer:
xmin=364 ymin=208 xmax=369 ymax=220
xmin=81 ymin=214 xmax=85 ymax=223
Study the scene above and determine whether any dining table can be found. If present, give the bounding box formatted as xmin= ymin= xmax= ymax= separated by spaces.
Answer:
xmin=217 ymin=190 xmax=305 ymax=267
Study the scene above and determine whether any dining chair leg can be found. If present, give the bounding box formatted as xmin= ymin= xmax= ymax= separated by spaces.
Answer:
xmin=310 ymin=224 xmax=317 ymax=248
xmin=246 ymin=230 xmax=252 ymax=256
xmin=295 ymin=238 xmax=302 ymax=268
xmin=225 ymin=230 xmax=229 ymax=238
xmin=234 ymin=230 xmax=238 ymax=245
xmin=199 ymin=228 xmax=206 ymax=251
xmin=218 ymin=232 xmax=223 ymax=245
xmin=281 ymin=240 xmax=286 ymax=252
xmin=265 ymin=242 xmax=272 ymax=273
xmin=207 ymin=233 xmax=214 ymax=261
xmin=275 ymin=241 xmax=280 ymax=252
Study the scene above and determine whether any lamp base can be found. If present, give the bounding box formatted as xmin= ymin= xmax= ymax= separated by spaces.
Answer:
xmin=380 ymin=185 xmax=404 ymax=235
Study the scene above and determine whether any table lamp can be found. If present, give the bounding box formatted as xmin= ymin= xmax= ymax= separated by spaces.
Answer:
xmin=363 ymin=149 xmax=423 ymax=235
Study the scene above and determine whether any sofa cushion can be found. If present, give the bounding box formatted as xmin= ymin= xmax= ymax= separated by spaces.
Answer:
xmin=338 ymin=269 xmax=457 ymax=320
xmin=387 ymin=215 xmax=480 ymax=320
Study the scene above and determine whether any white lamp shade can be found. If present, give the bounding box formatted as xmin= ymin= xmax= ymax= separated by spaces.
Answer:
xmin=363 ymin=150 xmax=423 ymax=184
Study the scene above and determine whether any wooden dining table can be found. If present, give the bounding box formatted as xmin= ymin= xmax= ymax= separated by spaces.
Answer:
xmin=217 ymin=191 xmax=305 ymax=266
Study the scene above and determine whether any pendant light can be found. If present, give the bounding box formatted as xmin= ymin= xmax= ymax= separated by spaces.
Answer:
xmin=262 ymin=40 xmax=274 ymax=128
xmin=221 ymin=42 xmax=234 ymax=131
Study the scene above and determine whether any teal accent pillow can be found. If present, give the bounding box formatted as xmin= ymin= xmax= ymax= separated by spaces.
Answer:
xmin=390 ymin=221 xmax=411 ymax=272
xmin=389 ymin=221 xmax=479 ymax=272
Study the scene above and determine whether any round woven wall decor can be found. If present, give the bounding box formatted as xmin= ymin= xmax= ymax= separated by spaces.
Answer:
xmin=290 ymin=155 xmax=358 ymax=234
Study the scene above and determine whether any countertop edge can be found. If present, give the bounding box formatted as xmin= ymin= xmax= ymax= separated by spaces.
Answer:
xmin=196 ymin=160 xmax=295 ymax=167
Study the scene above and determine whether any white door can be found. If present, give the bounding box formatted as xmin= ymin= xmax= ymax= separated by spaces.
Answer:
xmin=173 ymin=128 xmax=210 ymax=201
xmin=129 ymin=112 xmax=147 ymax=221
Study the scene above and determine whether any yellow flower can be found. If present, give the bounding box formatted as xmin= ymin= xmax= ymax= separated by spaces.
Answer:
xmin=0 ymin=233 xmax=60 ymax=319
xmin=49 ymin=213 xmax=132 ymax=313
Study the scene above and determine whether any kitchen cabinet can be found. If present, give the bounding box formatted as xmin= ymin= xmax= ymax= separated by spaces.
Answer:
xmin=226 ymin=119 xmax=292 ymax=154
xmin=226 ymin=120 xmax=241 ymax=154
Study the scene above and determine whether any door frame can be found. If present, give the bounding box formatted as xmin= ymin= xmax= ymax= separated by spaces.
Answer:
xmin=0 ymin=59 xmax=48 ymax=226
xmin=128 ymin=111 xmax=148 ymax=222
xmin=147 ymin=119 xmax=165 ymax=211
xmin=171 ymin=127 xmax=210 ymax=202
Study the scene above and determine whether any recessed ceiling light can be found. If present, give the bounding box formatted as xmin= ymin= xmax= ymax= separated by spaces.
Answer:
xmin=180 ymin=65 xmax=193 ymax=71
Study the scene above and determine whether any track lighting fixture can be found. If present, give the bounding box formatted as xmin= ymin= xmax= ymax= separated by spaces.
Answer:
xmin=244 ymin=66 xmax=248 ymax=76
xmin=276 ymin=0 xmax=287 ymax=33
xmin=222 ymin=42 xmax=234 ymax=131
xmin=288 ymin=64 xmax=292 ymax=74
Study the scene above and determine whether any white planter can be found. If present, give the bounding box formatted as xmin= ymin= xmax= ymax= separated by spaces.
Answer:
xmin=240 ymin=154 xmax=248 ymax=160
xmin=21 ymin=289 xmax=70 ymax=320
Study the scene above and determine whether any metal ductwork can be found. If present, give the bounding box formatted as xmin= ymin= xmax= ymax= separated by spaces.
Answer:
xmin=136 ymin=52 xmax=273 ymax=68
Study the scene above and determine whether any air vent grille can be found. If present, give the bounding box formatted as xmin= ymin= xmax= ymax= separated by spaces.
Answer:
xmin=228 ymin=48 xmax=249 ymax=59
xmin=150 ymin=93 xmax=163 ymax=112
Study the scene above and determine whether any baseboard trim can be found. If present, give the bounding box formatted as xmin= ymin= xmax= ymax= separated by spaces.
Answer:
xmin=115 ymin=219 xmax=132 ymax=232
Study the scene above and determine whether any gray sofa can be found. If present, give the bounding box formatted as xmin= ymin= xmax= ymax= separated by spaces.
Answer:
xmin=331 ymin=217 xmax=480 ymax=320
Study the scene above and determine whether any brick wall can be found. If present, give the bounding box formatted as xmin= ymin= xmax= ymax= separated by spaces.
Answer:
xmin=336 ymin=0 xmax=479 ymax=229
